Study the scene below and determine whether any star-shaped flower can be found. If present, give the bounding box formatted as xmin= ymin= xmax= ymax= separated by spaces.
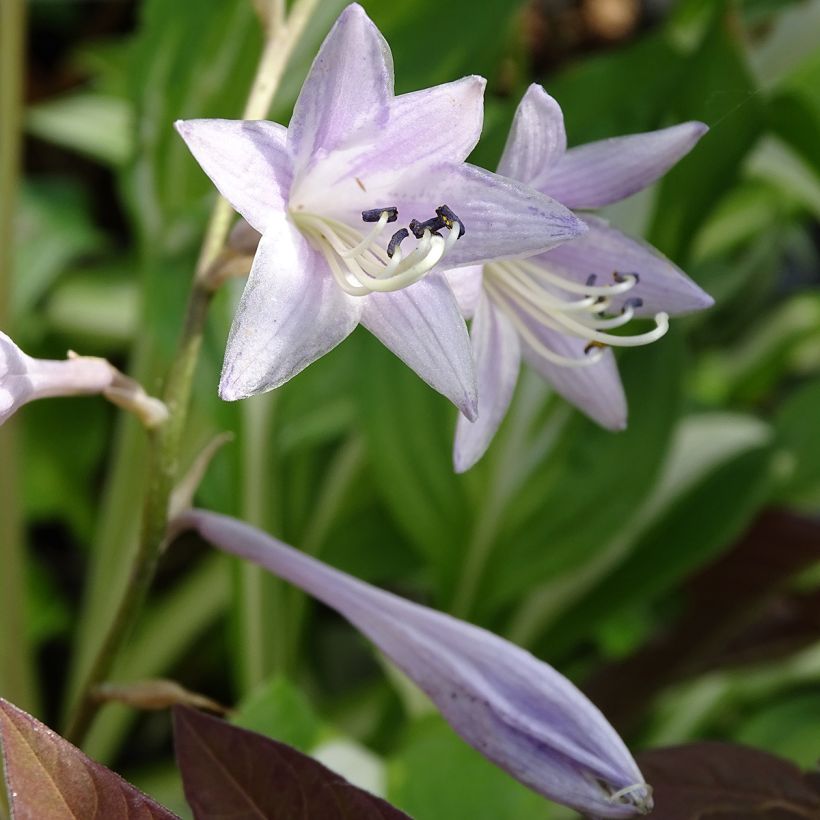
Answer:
xmin=448 ymin=84 xmax=714 ymax=470
xmin=182 ymin=508 xmax=654 ymax=818
xmin=176 ymin=6 xmax=586 ymax=419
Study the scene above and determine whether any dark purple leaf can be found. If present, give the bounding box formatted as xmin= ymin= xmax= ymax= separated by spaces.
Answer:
xmin=173 ymin=706 xmax=412 ymax=819
xmin=584 ymin=508 xmax=820 ymax=731
xmin=636 ymin=742 xmax=820 ymax=820
xmin=0 ymin=698 xmax=178 ymax=820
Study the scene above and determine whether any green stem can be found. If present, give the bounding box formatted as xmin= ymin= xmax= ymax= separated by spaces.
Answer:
xmin=0 ymin=0 xmax=37 ymax=718
xmin=237 ymin=392 xmax=287 ymax=690
xmin=63 ymin=0 xmax=320 ymax=747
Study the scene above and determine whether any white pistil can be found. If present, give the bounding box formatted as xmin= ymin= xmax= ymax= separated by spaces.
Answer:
xmin=484 ymin=258 xmax=669 ymax=365
xmin=294 ymin=210 xmax=460 ymax=296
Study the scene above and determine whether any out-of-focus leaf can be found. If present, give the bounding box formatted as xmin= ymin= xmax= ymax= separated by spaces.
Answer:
xmin=583 ymin=509 xmax=820 ymax=731
xmin=694 ymin=293 xmax=820 ymax=405
xmin=746 ymin=136 xmax=820 ymax=220
xmin=487 ymin=334 xmax=683 ymax=613
xmin=538 ymin=437 xmax=775 ymax=659
xmin=0 ymin=698 xmax=178 ymax=819
xmin=774 ymin=378 xmax=820 ymax=506
xmin=46 ymin=270 xmax=139 ymax=347
xmin=636 ymin=742 xmax=820 ymax=820
xmin=26 ymin=94 xmax=133 ymax=166
xmin=124 ymin=0 xmax=261 ymax=250
xmin=736 ymin=692 xmax=820 ymax=768
xmin=749 ymin=0 xmax=820 ymax=90
xmin=357 ymin=331 xmax=469 ymax=594
xmin=387 ymin=716 xmax=555 ymax=820
xmin=13 ymin=181 xmax=104 ymax=320
xmin=232 ymin=676 xmax=321 ymax=752
xmin=649 ymin=7 xmax=766 ymax=262
xmin=546 ymin=33 xmax=686 ymax=144
xmin=173 ymin=706 xmax=409 ymax=820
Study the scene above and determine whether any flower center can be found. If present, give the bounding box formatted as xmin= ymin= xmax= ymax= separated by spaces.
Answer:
xmin=483 ymin=258 xmax=669 ymax=368
xmin=293 ymin=205 xmax=463 ymax=296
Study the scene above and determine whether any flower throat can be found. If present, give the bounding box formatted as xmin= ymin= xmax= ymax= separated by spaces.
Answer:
xmin=295 ymin=205 xmax=464 ymax=296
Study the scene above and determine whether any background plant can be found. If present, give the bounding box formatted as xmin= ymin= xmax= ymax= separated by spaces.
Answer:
xmin=1 ymin=0 xmax=819 ymax=817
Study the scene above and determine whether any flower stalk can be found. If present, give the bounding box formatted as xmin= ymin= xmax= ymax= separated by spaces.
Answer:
xmin=0 ymin=0 xmax=36 ymax=729
xmin=63 ymin=0 xmax=320 ymax=747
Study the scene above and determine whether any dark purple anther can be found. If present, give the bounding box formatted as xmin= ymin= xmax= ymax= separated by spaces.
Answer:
xmin=409 ymin=216 xmax=444 ymax=239
xmin=387 ymin=228 xmax=409 ymax=258
xmin=623 ymin=297 xmax=644 ymax=310
xmin=362 ymin=207 xmax=398 ymax=223
xmin=436 ymin=205 xmax=465 ymax=237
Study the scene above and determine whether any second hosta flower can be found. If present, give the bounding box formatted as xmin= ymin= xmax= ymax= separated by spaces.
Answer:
xmin=449 ymin=84 xmax=714 ymax=470
xmin=176 ymin=5 xmax=585 ymax=418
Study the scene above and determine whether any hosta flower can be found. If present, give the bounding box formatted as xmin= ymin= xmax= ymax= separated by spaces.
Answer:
xmin=449 ymin=85 xmax=714 ymax=470
xmin=181 ymin=508 xmax=653 ymax=818
xmin=176 ymin=5 xmax=585 ymax=418
xmin=0 ymin=331 xmax=167 ymax=428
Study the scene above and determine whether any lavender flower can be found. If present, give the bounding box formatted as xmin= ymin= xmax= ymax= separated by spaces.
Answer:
xmin=448 ymin=84 xmax=714 ymax=471
xmin=180 ymin=508 xmax=653 ymax=818
xmin=175 ymin=6 xmax=585 ymax=418
xmin=0 ymin=331 xmax=167 ymax=427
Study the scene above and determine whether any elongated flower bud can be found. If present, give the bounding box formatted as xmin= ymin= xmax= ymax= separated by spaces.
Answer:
xmin=180 ymin=509 xmax=652 ymax=817
xmin=0 ymin=331 xmax=167 ymax=428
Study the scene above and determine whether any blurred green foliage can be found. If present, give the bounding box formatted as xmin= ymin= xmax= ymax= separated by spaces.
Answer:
xmin=7 ymin=0 xmax=820 ymax=817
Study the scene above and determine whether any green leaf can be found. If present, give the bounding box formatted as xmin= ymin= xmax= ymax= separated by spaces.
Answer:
xmin=356 ymin=332 xmax=470 ymax=594
xmin=388 ymin=717 xmax=557 ymax=820
xmin=773 ymin=378 xmax=820 ymax=506
xmin=539 ymin=440 xmax=776 ymax=659
xmin=26 ymin=94 xmax=133 ymax=166
xmin=13 ymin=181 xmax=104 ymax=321
xmin=233 ymin=676 xmax=321 ymax=752
xmin=487 ymin=333 xmax=684 ymax=613
xmin=649 ymin=9 xmax=766 ymax=262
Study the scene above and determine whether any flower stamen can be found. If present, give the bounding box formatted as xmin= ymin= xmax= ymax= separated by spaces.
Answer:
xmin=483 ymin=258 xmax=669 ymax=365
xmin=294 ymin=205 xmax=464 ymax=296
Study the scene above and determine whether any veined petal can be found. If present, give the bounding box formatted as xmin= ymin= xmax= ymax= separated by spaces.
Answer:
xmin=175 ymin=119 xmax=292 ymax=234
xmin=515 ymin=308 xmax=627 ymax=430
xmin=183 ymin=509 xmax=652 ymax=819
xmin=445 ymin=265 xmax=484 ymax=318
xmin=288 ymin=4 xmax=393 ymax=174
xmin=454 ymin=294 xmax=521 ymax=472
xmin=323 ymin=163 xmax=585 ymax=268
xmin=540 ymin=121 xmax=709 ymax=208
xmin=291 ymin=77 xmax=486 ymax=213
xmin=497 ymin=84 xmax=566 ymax=188
xmin=538 ymin=215 xmax=713 ymax=316
xmin=219 ymin=214 xmax=361 ymax=400
xmin=359 ymin=273 xmax=477 ymax=420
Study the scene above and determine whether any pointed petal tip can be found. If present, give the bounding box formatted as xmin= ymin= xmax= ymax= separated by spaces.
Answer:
xmin=460 ymin=393 xmax=479 ymax=424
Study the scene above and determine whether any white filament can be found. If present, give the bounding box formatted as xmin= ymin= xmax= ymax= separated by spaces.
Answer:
xmin=484 ymin=258 xmax=669 ymax=365
xmin=295 ymin=210 xmax=460 ymax=296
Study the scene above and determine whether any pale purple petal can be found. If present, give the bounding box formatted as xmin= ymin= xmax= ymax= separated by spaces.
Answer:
xmin=322 ymin=163 xmax=585 ymax=268
xmin=182 ymin=509 xmax=652 ymax=818
xmin=514 ymin=310 xmax=627 ymax=430
xmin=359 ymin=273 xmax=477 ymax=420
xmin=497 ymin=84 xmax=566 ymax=187
xmin=540 ymin=121 xmax=708 ymax=208
xmin=219 ymin=214 xmax=362 ymax=400
xmin=175 ymin=119 xmax=292 ymax=234
xmin=453 ymin=294 xmax=521 ymax=473
xmin=1 ymin=332 xmax=114 ymax=425
xmin=445 ymin=265 xmax=484 ymax=318
xmin=288 ymin=4 xmax=393 ymax=173
xmin=537 ymin=215 xmax=714 ymax=316
xmin=320 ymin=76 xmax=486 ymax=188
